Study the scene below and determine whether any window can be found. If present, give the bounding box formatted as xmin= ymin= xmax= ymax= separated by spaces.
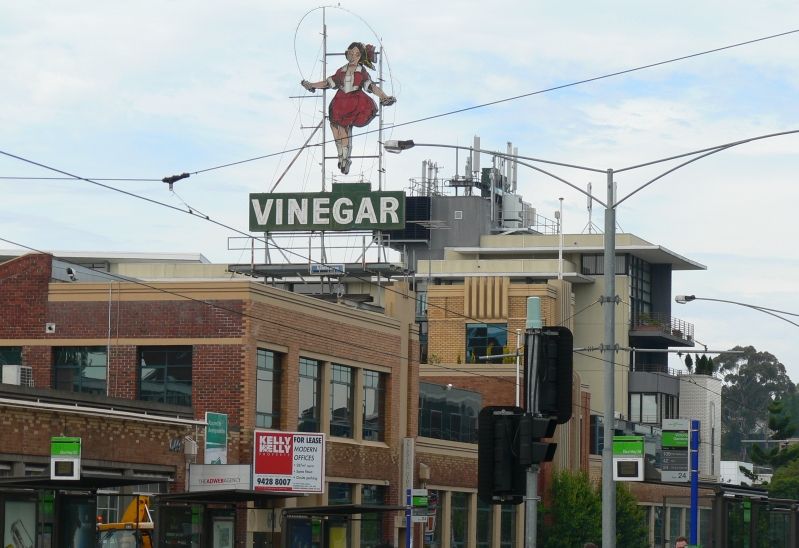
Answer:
xmin=419 ymin=382 xmax=481 ymax=443
xmin=361 ymin=485 xmax=386 ymax=548
xmin=298 ymin=358 xmax=321 ymax=432
xmin=0 ymin=347 xmax=22 ymax=365
xmin=138 ymin=346 xmax=192 ymax=406
xmin=256 ymin=349 xmax=281 ymax=429
xmin=54 ymin=347 xmax=107 ymax=395
xmin=500 ymin=504 xmax=516 ymax=548
xmin=629 ymin=393 xmax=659 ymax=424
xmin=450 ymin=492 xmax=469 ymax=548
xmin=362 ymin=370 xmax=385 ymax=441
xmin=580 ymin=253 xmax=627 ymax=276
xmin=328 ymin=483 xmax=352 ymax=505
xmin=466 ymin=323 xmax=507 ymax=363
xmin=477 ymin=498 xmax=492 ymax=548
xmin=330 ymin=365 xmax=354 ymax=438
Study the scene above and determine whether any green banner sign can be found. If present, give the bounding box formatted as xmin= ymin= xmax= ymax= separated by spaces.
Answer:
xmin=662 ymin=431 xmax=689 ymax=448
xmin=612 ymin=436 xmax=644 ymax=457
xmin=205 ymin=412 xmax=228 ymax=465
xmin=50 ymin=437 xmax=81 ymax=457
xmin=249 ymin=183 xmax=405 ymax=232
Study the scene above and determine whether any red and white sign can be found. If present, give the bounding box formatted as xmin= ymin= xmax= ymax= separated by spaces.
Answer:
xmin=253 ymin=431 xmax=325 ymax=493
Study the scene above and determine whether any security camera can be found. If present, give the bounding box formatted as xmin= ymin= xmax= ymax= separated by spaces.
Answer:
xmin=66 ymin=267 xmax=77 ymax=282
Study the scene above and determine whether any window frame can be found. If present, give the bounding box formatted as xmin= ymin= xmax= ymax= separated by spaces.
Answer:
xmin=53 ymin=346 xmax=108 ymax=395
xmin=256 ymin=348 xmax=281 ymax=429
xmin=362 ymin=370 xmax=385 ymax=441
xmin=465 ymin=323 xmax=508 ymax=364
xmin=137 ymin=346 xmax=192 ymax=406
xmin=330 ymin=364 xmax=354 ymax=438
xmin=298 ymin=357 xmax=322 ymax=433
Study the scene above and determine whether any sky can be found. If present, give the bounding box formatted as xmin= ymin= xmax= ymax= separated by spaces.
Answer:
xmin=1 ymin=1 xmax=799 ymax=379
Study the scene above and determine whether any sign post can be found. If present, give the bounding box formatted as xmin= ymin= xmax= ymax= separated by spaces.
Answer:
xmin=612 ymin=436 xmax=644 ymax=481
xmin=690 ymin=419 xmax=700 ymax=545
xmin=50 ymin=437 xmax=81 ymax=480
xmin=661 ymin=419 xmax=690 ymax=483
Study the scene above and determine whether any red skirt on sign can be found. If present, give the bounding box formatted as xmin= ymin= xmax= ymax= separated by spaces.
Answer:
xmin=329 ymin=90 xmax=377 ymax=127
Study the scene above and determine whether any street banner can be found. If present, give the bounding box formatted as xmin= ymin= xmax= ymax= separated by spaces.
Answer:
xmin=205 ymin=412 xmax=228 ymax=464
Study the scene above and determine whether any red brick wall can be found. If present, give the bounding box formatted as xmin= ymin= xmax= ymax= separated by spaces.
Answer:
xmin=0 ymin=253 xmax=51 ymax=338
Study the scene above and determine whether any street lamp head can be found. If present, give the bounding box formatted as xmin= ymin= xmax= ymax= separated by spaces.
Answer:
xmin=675 ymin=294 xmax=696 ymax=304
xmin=383 ymin=139 xmax=415 ymax=153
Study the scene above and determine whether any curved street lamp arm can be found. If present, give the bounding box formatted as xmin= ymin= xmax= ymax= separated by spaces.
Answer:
xmin=690 ymin=297 xmax=799 ymax=328
xmin=614 ymin=129 xmax=799 ymax=207
xmin=614 ymin=144 xmax=735 ymax=207
xmin=615 ymin=129 xmax=799 ymax=173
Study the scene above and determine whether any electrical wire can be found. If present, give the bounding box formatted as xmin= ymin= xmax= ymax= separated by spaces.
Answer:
xmin=187 ymin=28 xmax=799 ymax=176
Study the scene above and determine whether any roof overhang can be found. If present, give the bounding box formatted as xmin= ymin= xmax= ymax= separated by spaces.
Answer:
xmin=157 ymin=489 xmax=298 ymax=505
xmin=283 ymin=504 xmax=407 ymax=516
xmin=0 ymin=473 xmax=172 ymax=492
xmin=448 ymin=245 xmax=706 ymax=271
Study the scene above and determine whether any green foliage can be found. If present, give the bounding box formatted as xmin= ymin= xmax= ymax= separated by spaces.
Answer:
xmin=539 ymin=471 xmax=601 ymax=548
xmin=684 ymin=353 xmax=693 ymax=373
xmin=539 ymin=471 xmax=647 ymax=547
xmin=768 ymin=458 xmax=799 ymax=499
xmin=693 ymin=354 xmax=716 ymax=375
xmin=615 ymin=482 xmax=649 ymax=548
xmin=716 ymin=346 xmax=796 ymax=460
xmin=751 ymin=400 xmax=799 ymax=468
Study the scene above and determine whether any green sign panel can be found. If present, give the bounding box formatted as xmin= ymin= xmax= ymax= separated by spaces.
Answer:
xmin=612 ymin=436 xmax=644 ymax=457
xmin=50 ymin=437 xmax=81 ymax=457
xmin=249 ymin=183 xmax=405 ymax=232
xmin=662 ymin=431 xmax=689 ymax=448
xmin=205 ymin=412 xmax=228 ymax=465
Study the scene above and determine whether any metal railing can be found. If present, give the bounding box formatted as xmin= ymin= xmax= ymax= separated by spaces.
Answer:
xmin=630 ymin=312 xmax=694 ymax=342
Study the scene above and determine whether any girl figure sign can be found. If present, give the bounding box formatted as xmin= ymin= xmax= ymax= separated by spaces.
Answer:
xmin=301 ymin=42 xmax=396 ymax=174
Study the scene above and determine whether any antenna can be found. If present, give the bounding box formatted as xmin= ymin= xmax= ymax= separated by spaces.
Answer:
xmin=582 ymin=182 xmax=602 ymax=234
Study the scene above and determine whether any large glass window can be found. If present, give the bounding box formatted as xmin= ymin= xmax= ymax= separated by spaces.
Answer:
xmin=629 ymin=393 xmax=659 ymax=424
xmin=580 ymin=253 xmax=628 ymax=276
xmin=450 ymin=492 xmax=469 ymax=548
xmin=363 ymin=370 xmax=385 ymax=441
xmin=330 ymin=365 xmax=354 ymax=438
xmin=298 ymin=358 xmax=321 ymax=432
xmin=477 ymin=498 xmax=492 ymax=548
xmin=54 ymin=347 xmax=107 ymax=395
xmin=256 ymin=349 xmax=281 ymax=429
xmin=361 ymin=484 xmax=386 ymax=548
xmin=500 ymin=504 xmax=516 ymax=548
xmin=419 ymin=382 xmax=481 ymax=443
xmin=0 ymin=347 xmax=22 ymax=365
xmin=138 ymin=346 xmax=192 ymax=406
xmin=669 ymin=507 xmax=684 ymax=545
xmin=466 ymin=323 xmax=507 ymax=363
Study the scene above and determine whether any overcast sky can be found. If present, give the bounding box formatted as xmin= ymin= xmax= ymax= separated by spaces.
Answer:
xmin=2 ymin=1 xmax=798 ymax=379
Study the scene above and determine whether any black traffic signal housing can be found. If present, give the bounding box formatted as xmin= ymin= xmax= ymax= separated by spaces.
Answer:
xmin=518 ymin=414 xmax=557 ymax=466
xmin=478 ymin=406 xmax=526 ymax=505
xmin=525 ymin=326 xmax=573 ymax=424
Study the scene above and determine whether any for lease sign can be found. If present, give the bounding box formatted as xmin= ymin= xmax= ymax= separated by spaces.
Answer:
xmin=253 ymin=431 xmax=325 ymax=493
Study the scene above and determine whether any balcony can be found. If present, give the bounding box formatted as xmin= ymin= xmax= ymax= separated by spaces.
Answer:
xmin=629 ymin=312 xmax=694 ymax=346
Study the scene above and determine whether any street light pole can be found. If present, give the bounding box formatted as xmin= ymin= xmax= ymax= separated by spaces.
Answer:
xmin=602 ymin=168 xmax=617 ymax=546
xmin=385 ymin=129 xmax=799 ymax=547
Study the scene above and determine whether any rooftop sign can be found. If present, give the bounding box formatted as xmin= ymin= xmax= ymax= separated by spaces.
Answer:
xmin=250 ymin=183 xmax=405 ymax=232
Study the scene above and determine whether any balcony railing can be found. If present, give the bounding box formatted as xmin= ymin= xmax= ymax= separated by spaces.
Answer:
xmin=630 ymin=312 xmax=694 ymax=342
xmin=632 ymin=363 xmax=682 ymax=376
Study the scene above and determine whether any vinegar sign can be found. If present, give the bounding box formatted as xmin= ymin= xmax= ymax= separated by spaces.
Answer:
xmin=253 ymin=431 xmax=325 ymax=493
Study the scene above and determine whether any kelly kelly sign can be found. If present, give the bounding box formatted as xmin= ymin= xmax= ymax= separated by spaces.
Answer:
xmin=252 ymin=431 xmax=325 ymax=493
xmin=249 ymin=184 xmax=405 ymax=232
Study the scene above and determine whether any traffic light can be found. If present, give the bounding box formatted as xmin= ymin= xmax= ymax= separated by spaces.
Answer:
xmin=518 ymin=414 xmax=557 ymax=466
xmin=478 ymin=406 xmax=525 ymax=505
xmin=525 ymin=326 xmax=573 ymax=424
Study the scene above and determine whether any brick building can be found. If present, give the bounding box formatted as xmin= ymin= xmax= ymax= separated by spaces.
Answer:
xmin=0 ymin=252 xmax=418 ymax=547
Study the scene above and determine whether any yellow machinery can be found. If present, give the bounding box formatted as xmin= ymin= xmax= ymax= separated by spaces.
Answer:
xmin=96 ymin=495 xmax=154 ymax=548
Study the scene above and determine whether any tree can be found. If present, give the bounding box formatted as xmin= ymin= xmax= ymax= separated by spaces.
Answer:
xmin=539 ymin=471 xmax=600 ymax=548
xmin=615 ymin=482 xmax=649 ymax=548
xmin=768 ymin=458 xmax=799 ymax=499
xmin=539 ymin=471 xmax=647 ymax=547
xmin=716 ymin=346 xmax=796 ymax=460
xmin=684 ymin=353 xmax=693 ymax=373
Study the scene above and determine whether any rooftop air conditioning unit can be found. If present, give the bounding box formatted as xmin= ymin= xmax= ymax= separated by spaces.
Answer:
xmin=2 ymin=364 xmax=34 ymax=387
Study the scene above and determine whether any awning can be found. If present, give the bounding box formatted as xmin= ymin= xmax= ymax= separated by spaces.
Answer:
xmin=0 ymin=473 xmax=172 ymax=491
xmin=283 ymin=504 xmax=407 ymax=517
xmin=157 ymin=489 xmax=299 ymax=506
